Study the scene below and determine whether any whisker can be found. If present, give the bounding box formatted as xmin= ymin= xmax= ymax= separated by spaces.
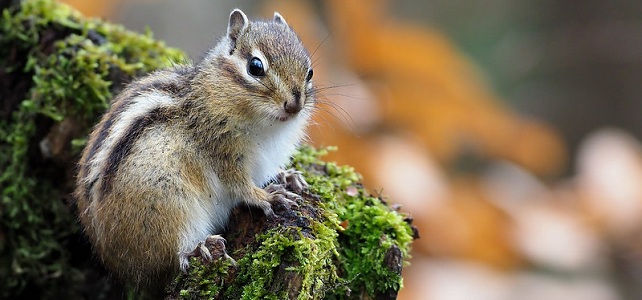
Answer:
xmin=311 ymin=83 xmax=357 ymax=93
xmin=308 ymin=110 xmax=337 ymax=132
xmin=318 ymin=100 xmax=355 ymax=128
xmin=310 ymin=31 xmax=332 ymax=61
xmin=310 ymin=31 xmax=333 ymax=69
xmin=317 ymin=93 xmax=365 ymax=101
xmin=308 ymin=103 xmax=348 ymax=131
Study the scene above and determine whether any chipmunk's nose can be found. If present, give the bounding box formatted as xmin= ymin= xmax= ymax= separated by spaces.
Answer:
xmin=284 ymin=90 xmax=302 ymax=114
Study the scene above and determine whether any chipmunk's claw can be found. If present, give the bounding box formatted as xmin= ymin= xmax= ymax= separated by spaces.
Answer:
xmin=276 ymin=168 xmax=308 ymax=194
xmin=266 ymin=184 xmax=300 ymax=210
xmin=262 ymin=169 xmax=307 ymax=214
xmin=178 ymin=235 xmax=236 ymax=272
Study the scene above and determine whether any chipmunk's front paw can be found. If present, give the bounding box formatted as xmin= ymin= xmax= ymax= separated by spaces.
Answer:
xmin=276 ymin=168 xmax=308 ymax=193
xmin=264 ymin=169 xmax=307 ymax=211
xmin=178 ymin=235 xmax=236 ymax=273
xmin=265 ymin=183 xmax=301 ymax=210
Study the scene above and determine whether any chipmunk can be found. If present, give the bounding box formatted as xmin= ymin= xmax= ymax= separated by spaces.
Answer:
xmin=74 ymin=9 xmax=314 ymax=291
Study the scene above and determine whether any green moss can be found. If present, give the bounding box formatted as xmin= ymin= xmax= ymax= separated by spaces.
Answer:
xmin=1 ymin=1 xmax=414 ymax=298
xmin=172 ymin=146 xmax=415 ymax=299
xmin=0 ymin=0 xmax=186 ymax=298
xmin=173 ymin=256 xmax=236 ymax=300
xmin=235 ymin=224 xmax=341 ymax=299
xmin=173 ymin=200 xmax=343 ymax=299
xmin=292 ymin=146 xmax=414 ymax=298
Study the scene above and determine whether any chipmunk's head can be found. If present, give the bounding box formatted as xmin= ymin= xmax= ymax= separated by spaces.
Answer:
xmin=205 ymin=9 xmax=314 ymax=127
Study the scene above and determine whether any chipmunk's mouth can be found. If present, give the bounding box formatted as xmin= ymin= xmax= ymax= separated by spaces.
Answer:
xmin=278 ymin=114 xmax=297 ymax=122
xmin=274 ymin=111 xmax=296 ymax=122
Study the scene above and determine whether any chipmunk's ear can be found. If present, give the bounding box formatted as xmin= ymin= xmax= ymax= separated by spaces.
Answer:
xmin=273 ymin=12 xmax=288 ymax=26
xmin=227 ymin=9 xmax=248 ymax=42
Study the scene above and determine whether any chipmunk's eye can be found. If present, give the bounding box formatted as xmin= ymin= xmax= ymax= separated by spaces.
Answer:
xmin=306 ymin=68 xmax=313 ymax=82
xmin=248 ymin=57 xmax=265 ymax=77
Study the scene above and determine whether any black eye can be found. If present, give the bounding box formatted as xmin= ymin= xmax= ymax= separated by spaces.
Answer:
xmin=248 ymin=57 xmax=265 ymax=77
xmin=306 ymin=69 xmax=313 ymax=82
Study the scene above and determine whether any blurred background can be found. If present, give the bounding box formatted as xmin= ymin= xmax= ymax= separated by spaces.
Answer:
xmin=58 ymin=0 xmax=642 ymax=299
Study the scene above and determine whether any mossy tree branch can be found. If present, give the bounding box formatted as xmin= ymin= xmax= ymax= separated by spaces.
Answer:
xmin=168 ymin=146 xmax=417 ymax=299
xmin=0 ymin=1 xmax=417 ymax=299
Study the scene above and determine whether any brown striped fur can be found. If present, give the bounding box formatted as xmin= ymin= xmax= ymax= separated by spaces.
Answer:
xmin=74 ymin=9 xmax=314 ymax=292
